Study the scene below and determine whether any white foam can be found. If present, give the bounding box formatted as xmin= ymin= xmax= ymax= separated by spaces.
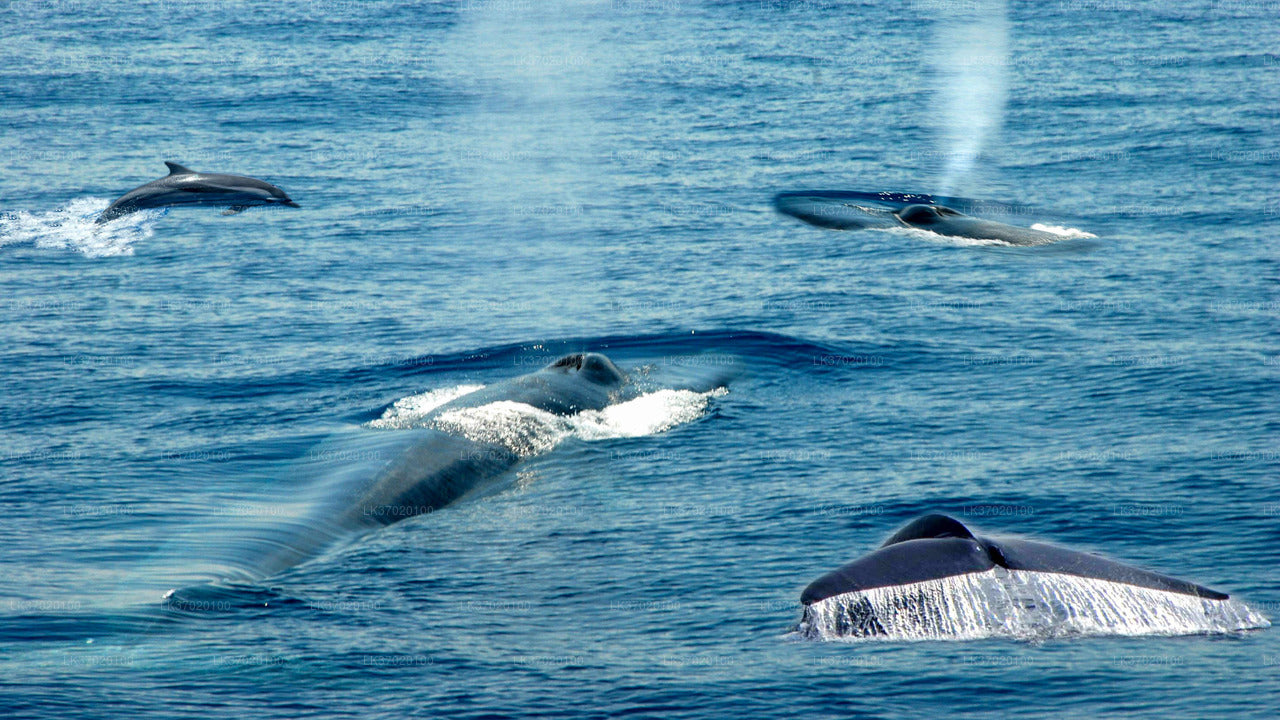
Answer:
xmin=432 ymin=400 xmax=570 ymax=456
xmin=1030 ymin=223 xmax=1097 ymax=239
xmin=799 ymin=568 xmax=1270 ymax=642
xmin=0 ymin=197 xmax=158 ymax=257
xmin=374 ymin=386 xmax=725 ymax=456
xmin=571 ymin=387 xmax=727 ymax=439
xmin=883 ymin=224 xmax=1094 ymax=247
xmin=366 ymin=385 xmax=485 ymax=430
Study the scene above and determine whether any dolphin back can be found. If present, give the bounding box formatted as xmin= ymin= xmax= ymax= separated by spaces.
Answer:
xmin=96 ymin=162 xmax=297 ymax=223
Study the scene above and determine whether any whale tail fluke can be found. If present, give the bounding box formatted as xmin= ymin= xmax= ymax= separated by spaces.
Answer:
xmin=799 ymin=514 xmax=1268 ymax=640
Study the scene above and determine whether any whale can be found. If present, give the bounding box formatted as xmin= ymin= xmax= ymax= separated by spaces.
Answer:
xmin=798 ymin=514 xmax=1269 ymax=640
xmin=96 ymin=162 xmax=299 ymax=224
xmin=216 ymin=353 xmax=631 ymax=582
xmin=172 ymin=351 xmax=733 ymax=592
xmin=773 ymin=190 xmax=1065 ymax=245
xmin=890 ymin=204 xmax=1063 ymax=245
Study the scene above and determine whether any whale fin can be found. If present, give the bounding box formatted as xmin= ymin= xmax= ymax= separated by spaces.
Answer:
xmin=982 ymin=538 xmax=1230 ymax=600
xmin=802 ymin=514 xmax=1233 ymax=606
xmin=551 ymin=354 xmax=585 ymax=370
xmin=221 ymin=206 xmax=249 ymax=216
xmin=164 ymin=161 xmax=196 ymax=175
xmin=801 ymin=537 xmax=993 ymax=604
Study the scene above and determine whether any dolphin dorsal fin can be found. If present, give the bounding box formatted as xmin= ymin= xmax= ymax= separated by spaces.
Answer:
xmin=881 ymin=514 xmax=975 ymax=547
xmin=164 ymin=161 xmax=195 ymax=175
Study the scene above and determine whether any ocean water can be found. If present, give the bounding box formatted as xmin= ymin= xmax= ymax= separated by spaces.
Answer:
xmin=2 ymin=0 xmax=1278 ymax=717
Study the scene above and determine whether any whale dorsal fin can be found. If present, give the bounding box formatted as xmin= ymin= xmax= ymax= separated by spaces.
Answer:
xmin=881 ymin=514 xmax=975 ymax=547
xmin=164 ymin=161 xmax=196 ymax=175
xmin=550 ymin=354 xmax=584 ymax=371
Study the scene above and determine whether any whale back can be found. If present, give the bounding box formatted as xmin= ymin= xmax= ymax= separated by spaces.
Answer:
xmin=895 ymin=204 xmax=962 ymax=226
xmin=429 ymin=352 xmax=628 ymax=418
xmin=549 ymin=352 xmax=627 ymax=387
xmin=893 ymin=204 xmax=1061 ymax=245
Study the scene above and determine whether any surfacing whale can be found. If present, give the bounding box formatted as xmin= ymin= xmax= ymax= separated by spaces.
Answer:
xmin=798 ymin=514 xmax=1269 ymax=641
xmin=176 ymin=352 xmax=730 ymax=591
xmin=773 ymin=190 xmax=1065 ymax=245
xmin=96 ymin=162 xmax=299 ymax=224
xmin=891 ymin=204 xmax=1064 ymax=245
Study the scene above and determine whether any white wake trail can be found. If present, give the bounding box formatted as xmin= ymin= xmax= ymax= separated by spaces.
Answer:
xmin=0 ymin=197 xmax=157 ymax=257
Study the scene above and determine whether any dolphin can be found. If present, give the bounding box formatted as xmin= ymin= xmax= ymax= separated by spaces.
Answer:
xmin=798 ymin=514 xmax=1269 ymax=640
xmin=773 ymin=190 xmax=1064 ymax=245
xmin=95 ymin=161 xmax=299 ymax=224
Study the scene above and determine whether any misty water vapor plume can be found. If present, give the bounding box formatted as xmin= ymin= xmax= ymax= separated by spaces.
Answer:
xmin=930 ymin=0 xmax=1010 ymax=195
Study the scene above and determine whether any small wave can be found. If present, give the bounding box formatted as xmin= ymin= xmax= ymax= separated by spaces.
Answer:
xmin=0 ymin=197 xmax=158 ymax=257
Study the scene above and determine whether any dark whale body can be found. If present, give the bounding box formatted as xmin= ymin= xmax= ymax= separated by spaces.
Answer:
xmin=339 ymin=352 xmax=629 ymax=531
xmin=96 ymin=162 xmax=299 ymax=224
xmin=803 ymin=514 xmax=1226 ymax=605
xmin=891 ymin=204 xmax=1063 ymax=245
xmin=772 ymin=190 xmax=1064 ymax=245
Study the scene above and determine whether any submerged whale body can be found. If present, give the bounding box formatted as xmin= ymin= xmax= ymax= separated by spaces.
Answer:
xmin=96 ymin=161 xmax=299 ymax=224
xmin=772 ymin=190 xmax=1065 ymax=245
xmin=221 ymin=353 xmax=631 ymax=582
xmin=798 ymin=514 xmax=1269 ymax=641
xmin=175 ymin=350 xmax=741 ymax=594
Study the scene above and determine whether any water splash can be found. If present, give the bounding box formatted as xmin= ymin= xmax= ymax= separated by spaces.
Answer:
xmin=426 ymin=387 xmax=726 ymax=456
xmin=0 ymin=197 xmax=157 ymax=257
xmin=798 ymin=569 xmax=1270 ymax=641
xmin=931 ymin=0 xmax=1010 ymax=195
xmin=1030 ymin=223 xmax=1097 ymax=239
xmin=573 ymin=387 xmax=727 ymax=439
xmin=367 ymin=384 xmax=485 ymax=429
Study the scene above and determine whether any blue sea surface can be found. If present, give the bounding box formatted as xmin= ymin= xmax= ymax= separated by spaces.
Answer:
xmin=2 ymin=0 xmax=1278 ymax=717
